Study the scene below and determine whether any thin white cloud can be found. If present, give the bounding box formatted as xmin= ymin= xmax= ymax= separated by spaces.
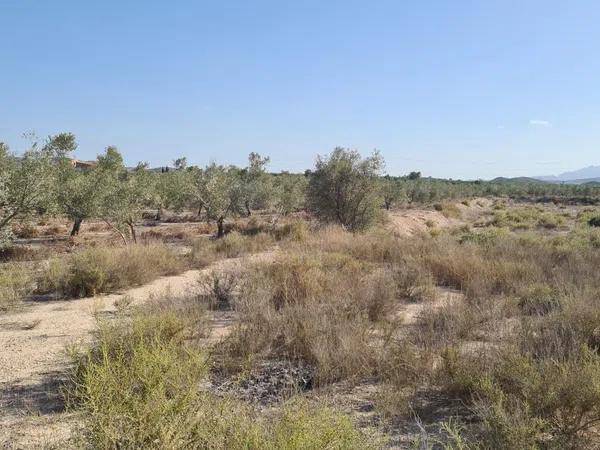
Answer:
xmin=529 ymin=119 xmax=550 ymax=127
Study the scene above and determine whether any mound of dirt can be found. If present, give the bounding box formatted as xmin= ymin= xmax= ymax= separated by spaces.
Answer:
xmin=387 ymin=209 xmax=461 ymax=236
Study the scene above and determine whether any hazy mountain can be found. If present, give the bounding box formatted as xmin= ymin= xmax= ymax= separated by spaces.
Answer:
xmin=490 ymin=177 xmax=547 ymax=184
xmin=535 ymin=166 xmax=600 ymax=182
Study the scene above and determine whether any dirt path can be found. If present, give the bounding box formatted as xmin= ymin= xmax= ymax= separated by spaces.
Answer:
xmin=0 ymin=251 xmax=273 ymax=448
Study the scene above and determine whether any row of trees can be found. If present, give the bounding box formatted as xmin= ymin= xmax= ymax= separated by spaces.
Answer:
xmin=0 ymin=134 xmax=309 ymax=244
xmin=3 ymin=133 xmax=600 ymax=245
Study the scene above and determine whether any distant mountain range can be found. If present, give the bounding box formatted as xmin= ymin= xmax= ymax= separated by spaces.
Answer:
xmin=534 ymin=166 xmax=600 ymax=184
xmin=490 ymin=166 xmax=600 ymax=185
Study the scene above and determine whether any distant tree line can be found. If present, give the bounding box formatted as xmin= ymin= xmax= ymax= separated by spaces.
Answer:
xmin=2 ymin=133 xmax=600 ymax=245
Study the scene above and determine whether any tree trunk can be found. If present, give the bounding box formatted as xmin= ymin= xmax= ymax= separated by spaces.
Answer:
xmin=245 ymin=200 xmax=251 ymax=217
xmin=128 ymin=221 xmax=137 ymax=244
xmin=197 ymin=203 xmax=203 ymax=217
xmin=384 ymin=201 xmax=391 ymax=210
xmin=216 ymin=216 xmax=225 ymax=238
xmin=105 ymin=220 xmax=128 ymax=246
xmin=70 ymin=217 xmax=83 ymax=236
xmin=156 ymin=207 xmax=162 ymax=221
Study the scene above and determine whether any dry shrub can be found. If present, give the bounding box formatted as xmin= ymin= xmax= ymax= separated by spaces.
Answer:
xmin=272 ymin=220 xmax=310 ymax=242
xmin=190 ymin=232 xmax=274 ymax=267
xmin=12 ymin=222 xmax=39 ymax=238
xmin=223 ymin=252 xmax=398 ymax=384
xmin=394 ymin=259 xmax=436 ymax=302
xmin=197 ymin=270 xmax=239 ymax=310
xmin=299 ymin=225 xmax=404 ymax=264
xmin=439 ymin=346 xmax=600 ymax=448
xmin=140 ymin=228 xmax=192 ymax=243
xmin=86 ymin=222 xmax=110 ymax=232
xmin=0 ymin=264 xmax=33 ymax=310
xmin=39 ymin=244 xmax=184 ymax=297
xmin=433 ymin=202 xmax=462 ymax=219
xmin=213 ymin=231 xmax=273 ymax=257
xmin=0 ymin=245 xmax=44 ymax=262
xmin=42 ymin=224 xmax=66 ymax=236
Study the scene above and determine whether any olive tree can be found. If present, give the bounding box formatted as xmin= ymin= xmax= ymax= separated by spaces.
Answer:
xmin=51 ymin=133 xmax=102 ymax=236
xmin=189 ymin=163 xmax=240 ymax=237
xmin=153 ymin=168 xmax=191 ymax=220
xmin=238 ymin=152 xmax=273 ymax=216
xmin=274 ymin=173 xmax=308 ymax=215
xmin=0 ymin=135 xmax=65 ymax=245
xmin=94 ymin=147 xmax=151 ymax=244
xmin=380 ymin=176 xmax=406 ymax=210
xmin=307 ymin=147 xmax=385 ymax=231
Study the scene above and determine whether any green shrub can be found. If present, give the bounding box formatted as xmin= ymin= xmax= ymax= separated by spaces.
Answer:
xmin=439 ymin=347 xmax=600 ymax=448
xmin=517 ymin=284 xmax=562 ymax=315
xmin=68 ymin=312 xmax=207 ymax=449
xmin=69 ymin=306 xmax=374 ymax=449
xmin=272 ymin=400 xmax=377 ymax=449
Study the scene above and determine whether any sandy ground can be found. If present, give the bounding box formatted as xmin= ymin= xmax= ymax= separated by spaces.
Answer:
xmin=0 ymin=252 xmax=272 ymax=449
xmin=386 ymin=199 xmax=492 ymax=236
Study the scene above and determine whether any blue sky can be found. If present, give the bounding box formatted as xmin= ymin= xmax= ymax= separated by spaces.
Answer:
xmin=1 ymin=0 xmax=599 ymax=179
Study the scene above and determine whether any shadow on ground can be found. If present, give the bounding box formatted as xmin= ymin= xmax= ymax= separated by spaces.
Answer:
xmin=0 ymin=369 xmax=69 ymax=417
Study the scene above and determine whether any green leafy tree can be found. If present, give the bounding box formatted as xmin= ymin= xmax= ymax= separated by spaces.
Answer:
xmin=307 ymin=148 xmax=385 ymax=231
xmin=152 ymin=169 xmax=191 ymax=220
xmin=238 ymin=152 xmax=273 ymax=216
xmin=274 ymin=173 xmax=308 ymax=215
xmin=380 ymin=176 xmax=407 ymax=210
xmin=94 ymin=147 xmax=152 ymax=244
xmin=51 ymin=133 xmax=103 ymax=236
xmin=0 ymin=135 xmax=66 ymax=245
xmin=189 ymin=163 xmax=239 ymax=237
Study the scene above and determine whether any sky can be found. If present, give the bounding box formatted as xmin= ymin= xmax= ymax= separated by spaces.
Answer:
xmin=1 ymin=0 xmax=600 ymax=179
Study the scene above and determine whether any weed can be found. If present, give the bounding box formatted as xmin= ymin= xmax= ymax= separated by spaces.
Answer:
xmin=39 ymin=244 xmax=183 ymax=297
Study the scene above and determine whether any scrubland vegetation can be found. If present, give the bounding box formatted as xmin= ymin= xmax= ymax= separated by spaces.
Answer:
xmin=3 ymin=136 xmax=600 ymax=448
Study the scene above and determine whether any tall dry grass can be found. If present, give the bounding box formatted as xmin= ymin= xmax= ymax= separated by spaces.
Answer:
xmin=39 ymin=244 xmax=184 ymax=297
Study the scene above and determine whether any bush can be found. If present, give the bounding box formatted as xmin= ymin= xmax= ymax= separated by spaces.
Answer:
xmin=69 ymin=305 xmax=374 ymax=449
xmin=588 ymin=215 xmax=600 ymax=227
xmin=438 ymin=347 xmax=600 ymax=448
xmin=433 ymin=202 xmax=461 ymax=219
xmin=12 ymin=222 xmax=39 ymax=239
xmin=307 ymin=148 xmax=384 ymax=231
xmin=39 ymin=244 xmax=183 ymax=297
xmin=68 ymin=311 xmax=207 ymax=449
xmin=190 ymin=232 xmax=274 ymax=267
xmin=222 ymin=252 xmax=397 ymax=384
xmin=0 ymin=264 xmax=33 ymax=310
xmin=273 ymin=220 xmax=310 ymax=242
xmin=517 ymin=284 xmax=562 ymax=315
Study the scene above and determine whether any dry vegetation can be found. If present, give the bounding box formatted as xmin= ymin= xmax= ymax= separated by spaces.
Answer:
xmin=3 ymin=201 xmax=600 ymax=448
xmin=207 ymin=206 xmax=600 ymax=448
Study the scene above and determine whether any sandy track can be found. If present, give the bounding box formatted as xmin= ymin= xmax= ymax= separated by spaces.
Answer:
xmin=0 ymin=251 xmax=272 ymax=448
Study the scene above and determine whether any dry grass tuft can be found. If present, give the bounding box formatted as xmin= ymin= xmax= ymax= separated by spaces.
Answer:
xmin=39 ymin=244 xmax=184 ymax=297
xmin=0 ymin=264 xmax=33 ymax=310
